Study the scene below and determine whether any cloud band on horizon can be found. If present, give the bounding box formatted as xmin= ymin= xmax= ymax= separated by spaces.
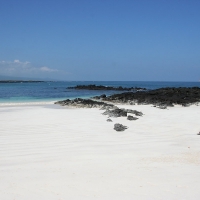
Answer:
xmin=0 ymin=60 xmax=65 ymax=79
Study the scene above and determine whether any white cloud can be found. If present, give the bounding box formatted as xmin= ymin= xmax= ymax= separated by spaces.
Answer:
xmin=40 ymin=66 xmax=58 ymax=72
xmin=0 ymin=60 xmax=60 ymax=78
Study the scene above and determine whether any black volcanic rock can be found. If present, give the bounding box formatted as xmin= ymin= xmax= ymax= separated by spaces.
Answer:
xmin=103 ymin=108 xmax=127 ymax=118
xmin=102 ymin=107 xmax=143 ymax=118
xmin=123 ymin=109 xmax=143 ymax=116
xmin=68 ymin=84 xmax=146 ymax=91
xmin=127 ymin=115 xmax=138 ymax=120
xmin=103 ymin=87 xmax=200 ymax=107
xmin=55 ymin=98 xmax=115 ymax=109
xmin=114 ymin=123 xmax=128 ymax=131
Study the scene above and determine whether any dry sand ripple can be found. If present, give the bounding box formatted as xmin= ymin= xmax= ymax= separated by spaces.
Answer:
xmin=0 ymin=103 xmax=200 ymax=199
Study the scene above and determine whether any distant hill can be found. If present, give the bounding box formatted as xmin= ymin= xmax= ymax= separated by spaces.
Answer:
xmin=0 ymin=80 xmax=45 ymax=83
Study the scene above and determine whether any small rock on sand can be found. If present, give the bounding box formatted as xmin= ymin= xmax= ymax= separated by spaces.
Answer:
xmin=127 ymin=115 xmax=138 ymax=121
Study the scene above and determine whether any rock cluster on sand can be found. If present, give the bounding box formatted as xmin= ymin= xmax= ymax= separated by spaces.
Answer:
xmin=55 ymin=98 xmax=143 ymax=116
xmin=55 ymin=98 xmax=143 ymax=131
xmin=55 ymin=98 xmax=115 ymax=109
xmin=103 ymin=87 xmax=200 ymax=107
xmin=68 ymin=84 xmax=146 ymax=91
xmin=103 ymin=108 xmax=127 ymax=117
xmin=55 ymin=87 xmax=200 ymax=132
xmin=102 ymin=108 xmax=143 ymax=118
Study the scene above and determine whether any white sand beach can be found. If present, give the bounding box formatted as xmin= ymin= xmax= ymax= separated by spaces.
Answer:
xmin=0 ymin=103 xmax=200 ymax=199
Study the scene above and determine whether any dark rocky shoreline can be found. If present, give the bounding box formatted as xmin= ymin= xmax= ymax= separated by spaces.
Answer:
xmin=55 ymin=86 xmax=200 ymax=131
xmin=94 ymin=87 xmax=200 ymax=107
xmin=67 ymin=84 xmax=146 ymax=91
xmin=66 ymin=85 xmax=200 ymax=108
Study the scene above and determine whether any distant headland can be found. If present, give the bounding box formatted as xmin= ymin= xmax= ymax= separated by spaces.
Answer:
xmin=0 ymin=80 xmax=45 ymax=83
xmin=67 ymin=84 xmax=146 ymax=91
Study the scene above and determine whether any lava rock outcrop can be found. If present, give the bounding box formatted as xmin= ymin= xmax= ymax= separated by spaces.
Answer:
xmin=68 ymin=84 xmax=146 ymax=91
xmin=103 ymin=87 xmax=200 ymax=107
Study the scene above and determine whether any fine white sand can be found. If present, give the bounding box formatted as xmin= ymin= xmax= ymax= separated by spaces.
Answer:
xmin=0 ymin=103 xmax=200 ymax=200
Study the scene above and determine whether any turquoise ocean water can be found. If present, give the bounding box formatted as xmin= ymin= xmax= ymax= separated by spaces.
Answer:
xmin=0 ymin=81 xmax=200 ymax=104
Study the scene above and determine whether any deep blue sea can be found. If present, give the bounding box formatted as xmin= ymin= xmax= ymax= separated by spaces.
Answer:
xmin=0 ymin=81 xmax=200 ymax=104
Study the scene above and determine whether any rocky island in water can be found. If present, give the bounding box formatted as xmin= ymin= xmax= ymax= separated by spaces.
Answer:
xmin=67 ymin=84 xmax=146 ymax=91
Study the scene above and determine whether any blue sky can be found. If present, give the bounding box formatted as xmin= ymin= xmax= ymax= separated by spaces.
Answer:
xmin=0 ymin=0 xmax=200 ymax=81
